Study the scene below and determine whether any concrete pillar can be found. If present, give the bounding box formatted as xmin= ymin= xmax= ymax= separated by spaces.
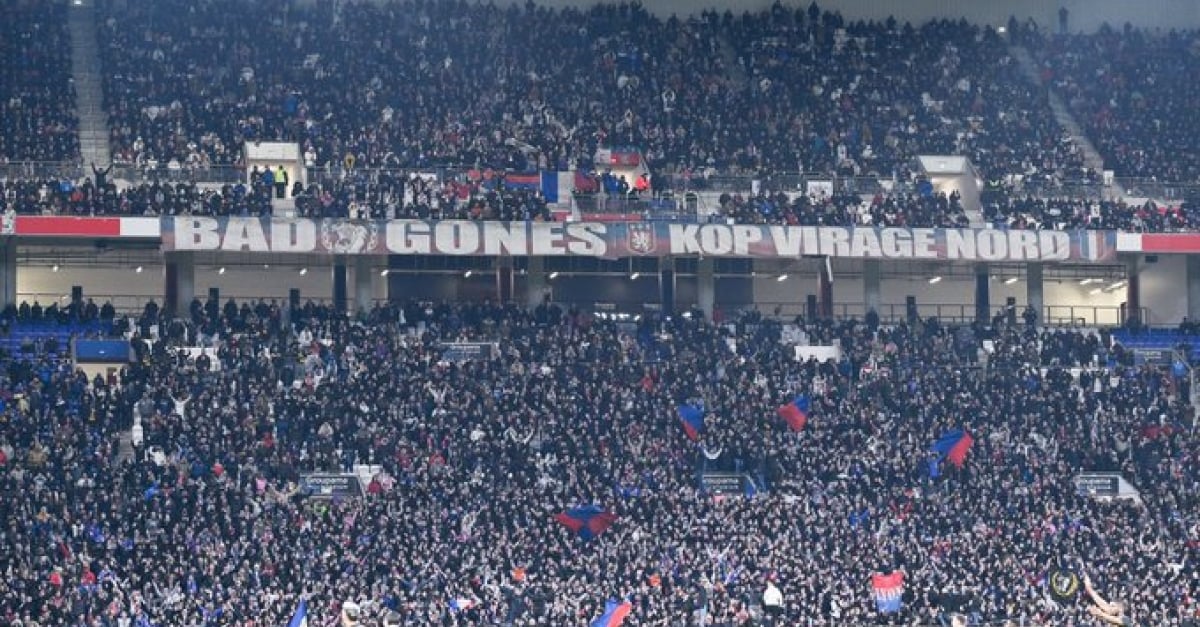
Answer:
xmin=1125 ymin=255 xmax=1140 ymax=325
xmin=1188 ymin=256 xmax=1200 ymax=322
xmin=697 ymin=257 xmax=715 ymax=320
xmin=974 ymin=263 xmax=990 ymax=323
xmin=817 ymin=257 xmax=832 ymax=318
xmin=495 ymin=257 xmax=514 ymax=303
xmin=163 ymin=252 xmax=194 ymax=318
xmin=659 ymin=257 xmax=676 ymax=317
xmin=526 ymin=257 xmax=548 ymax=308
xmin=332 ymin=262 xmax=348 ymax=313
xmin=353 ymin=256 xmax=373 ymax=315
xmin=863 ymin=259 xmax=881 ymax=315
xmin=1026 ymin=263 xmax=1044 ymax=326
xmin=0 ymin=244 xmax=15 ymax=312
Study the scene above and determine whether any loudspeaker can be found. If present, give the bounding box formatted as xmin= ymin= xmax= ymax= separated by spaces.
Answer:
xmin=71 ymin=285 xmax=82 ymax=303
xmin=208 ymin=287 xmax=219 ymax=303
xmin=806 ymin=295 xmax=818 ymax=320
xmin=164 ymin=264 xmax=178 ymax=314
xmin=289 ymin=288 xmax=300 ymax=311
xmin=906 ymin=296 xmax=918 ymax=323
xmin=1005 ymin=296 xmax=1017 ymax=326
xmin=333 ymin=264 xmax=348 ymax=312
xmin=660 ymin=268 xmax=676 ymax=316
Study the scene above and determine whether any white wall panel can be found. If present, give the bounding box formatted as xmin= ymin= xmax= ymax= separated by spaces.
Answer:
xmin=1139 ymin=255 xmax=1187 ymax=326
xmin=13 ymin=255 xmax=1181 ymax=325
xmin=17 ymin=264 xmax=369 ymax=310
xmin=752 ymin=268 xmax=1127 ymax=324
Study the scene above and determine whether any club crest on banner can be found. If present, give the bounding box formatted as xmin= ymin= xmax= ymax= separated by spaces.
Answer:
xmin=320 ymin=220 xmax=381 ymax=254
xmin=1048 ymin=569 xmax=1080 ymax=602
xmin=626 ymin=223 xmax=657 ymax=254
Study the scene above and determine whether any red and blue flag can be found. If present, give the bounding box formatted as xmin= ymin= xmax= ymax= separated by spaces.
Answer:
xmin=590 ymin=599 xmax=632 ymax=627
xmin=777 ymin=395 xmax=810 ymax=431
xmin=555 ymin=505 xmax=617 ymax=541
xmin=931 ymin=429 xmax=974 ymax=468
xmin=503 ymin=173 xmax=541 ymax=191
xmin=677 ymin=403 xmax=705 ymax=441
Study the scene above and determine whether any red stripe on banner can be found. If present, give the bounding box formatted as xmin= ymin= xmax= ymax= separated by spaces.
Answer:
xmin=15 ymin=217 xmax=122 ymax=237
xmin=1140 ymin=233 xmax=1200 ymax=253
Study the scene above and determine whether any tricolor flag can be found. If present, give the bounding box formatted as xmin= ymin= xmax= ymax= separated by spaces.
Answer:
xmin=931 ymin=429 xmax=974 ymax=468
xmin=871 ymin=571 xmax=904 ymax=613
xmin=590 ymin=599 xmax=632 ymax=627
xmin=777 ymin=395 xmax=810 ymax=431
xmin=449 ymin=598 xmax=477 ymax=612
xmin=287 ymin=599 xmax=308 ymax=627
xmin=677 ymin=403 xmax=705 ymax=441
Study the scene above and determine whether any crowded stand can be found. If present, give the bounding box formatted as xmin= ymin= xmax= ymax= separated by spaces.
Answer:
xmin=981 ymin=191 xmax=1200 ymax=231
xmin=724 ymin=6 xmax=1087 ymax=184
xmin=1035 ymin=27 xmax=1200 ymax=183
xmin=95 ymin=0 xmax=1085 ymax=187
xmin=0 ymin=298 xmax=1197 ymax=625
xmin=0 ymin=171 xmax=554 ymax=221
xmin=0 ymin=0 xmax=79 ymax=163
xmin=714 ymin=188 xmax=969 ymax=228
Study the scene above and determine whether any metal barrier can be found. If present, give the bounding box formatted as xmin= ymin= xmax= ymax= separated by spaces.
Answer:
xmin=110 ymin=163 xmax=246 ymax=185
xmin=993 ymin=177 xmax=1200 ymax=202
xmin=750 ymin=301 xmax=1142 ymax=327
xmin=574 ymin=193 xmax=685 ymax=218
xmin=14 ymin=293 xmax=393 ymax=316
xmin=10 ymin=291 xmax=1151 ymax=331
xmin=657 ymin=172 xmax=908 ymax=195
xmin=0 ymin=161 xmax=84 ymax=181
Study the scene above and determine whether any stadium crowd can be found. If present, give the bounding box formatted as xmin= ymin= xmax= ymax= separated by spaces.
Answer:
xmin=0 ymin=0 xmax=79 ymax=163
xmin=714 ymin=188 xmax=969 ymax=228
xmin=93 ymin=0 xmax=1089 ymax=187
xmin=1034 ymin=26 xmax=1200 ymax=183
xmin=0 ymin=171 xmax=554 ymax=221
xmin=980 ymin=190 xmax=1200 ymax=232
xmin=0 ymin=299 xmax=1197 ymax=626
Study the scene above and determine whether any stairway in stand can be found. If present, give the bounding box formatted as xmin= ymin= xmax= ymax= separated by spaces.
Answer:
xmin=1009 ymin=45 xmax=1124 ymax=198
xmin=68 ymin=0 xmax=111 ymax=169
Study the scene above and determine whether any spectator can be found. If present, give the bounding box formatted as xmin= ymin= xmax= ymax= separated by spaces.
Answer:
xmin=0 ymin=299 xmax=1196 ymax=625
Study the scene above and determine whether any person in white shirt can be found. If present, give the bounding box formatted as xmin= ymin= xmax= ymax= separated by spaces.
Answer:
xmin=762 ymin=580 xmax=783 ymax=622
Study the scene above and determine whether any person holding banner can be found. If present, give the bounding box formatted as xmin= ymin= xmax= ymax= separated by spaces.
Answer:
xmin=1083 ymin=573 xmax=1134 ymax=626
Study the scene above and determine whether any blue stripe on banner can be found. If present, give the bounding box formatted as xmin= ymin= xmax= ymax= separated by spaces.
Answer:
xmin=542 ymin=172 xmax=559 ymax=203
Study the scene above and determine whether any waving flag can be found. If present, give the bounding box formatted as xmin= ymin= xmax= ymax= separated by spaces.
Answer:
xmin=931 ymin=429 xmax=974 ymax=468
xmin=777 ymin=395 xmax=810 ymax=431
xmin=287 ymin=599 xmax=308 ymax=627
xmin=504 ymin=173 xmax=542 ymax=191
xmin=590 ymin=599 xmax=632 ymax=627
xmin=677 ymin=403 xmax=705 ymax=441
xmin=449 ymin=598 xmax=476 ymax=612
xmin=555 ymin=505 xmax=617 ymax=541
xmin=871 ymin=571 xmax=904 ymax=613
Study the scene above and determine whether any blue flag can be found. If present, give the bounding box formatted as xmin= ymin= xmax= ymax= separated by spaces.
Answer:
xmin=677 ymin=404 xmax=705 ymax=441
xmin=288 ymin=599 xmax=308 ymax=627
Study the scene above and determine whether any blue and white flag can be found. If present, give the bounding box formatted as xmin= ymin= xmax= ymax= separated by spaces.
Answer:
xmin=288 ymin=599 xmax=308 ymax=627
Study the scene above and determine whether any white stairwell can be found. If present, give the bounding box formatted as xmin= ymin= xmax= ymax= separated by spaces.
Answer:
xmin=68 ymin=0 xmax=111 ymax=169
xmin=1009 ymin=45 xmax=1125 ymax=198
